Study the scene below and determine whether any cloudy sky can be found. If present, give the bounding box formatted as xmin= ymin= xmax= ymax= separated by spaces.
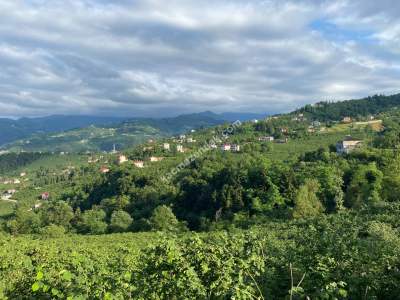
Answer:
xmin=0 ymin=0 xmax=399 ymax=118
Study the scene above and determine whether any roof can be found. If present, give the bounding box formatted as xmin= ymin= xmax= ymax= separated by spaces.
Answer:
xmin=342 ymin=136 xmax=362 ymax=142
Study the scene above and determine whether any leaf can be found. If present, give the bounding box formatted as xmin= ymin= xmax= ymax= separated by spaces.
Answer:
xmin=36 ymin=271 xmax=44 ymax=280
xmin=62 ymin=270 xmax=73 ymax=281
xmin=32 ymin=282 xmax=40 ymax=292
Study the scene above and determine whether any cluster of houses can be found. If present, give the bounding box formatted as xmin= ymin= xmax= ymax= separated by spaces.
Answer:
xmin=1 ymin=172 xmax=28 ymax=185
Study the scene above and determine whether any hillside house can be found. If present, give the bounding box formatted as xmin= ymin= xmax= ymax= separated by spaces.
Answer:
xmin=231 ymin=144 xmax=241 ymax=152
xmin=41 ymin=192 xmax=50 ymax=200
xmin=100 ymin=166 xmax=110 ymax=174
xmin=258 ymin=136 xmax=274 ymax=142
xmin=186 ymin=137 xmax=196 ymax=143
xmin=176 ymin=145 xmax=185 ymax=153
xmin=221 ymin=144 xmax=231 ymax=151
xmin=275 ymin=138 xmax=289 ymax=144
xmin=20 ymin=172 xmax=26 ymax=177
xmin=150 ymin=156 xmax=164 ymax=162
xmin=221 ymin=144 xmax=241 ymax=152
xmin=163 ymin=143 xmax=170 ymax=150
xmin=342 ymin=117 xmax=352 ymax=124
xmin=133 ymin=160 xmax=144 ymax=168
xmin=336 ymin=137 xmax=362 ymax=154
xmin=13 ymin=179 xmax=21 ymax=184
xmin=118 ymin=155 xmax=128 ymax=164
xmin=2 ymin=192 xmax=13 ymax=200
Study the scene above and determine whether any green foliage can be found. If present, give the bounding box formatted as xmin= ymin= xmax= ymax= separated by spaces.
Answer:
xmin=292 ymin=179 xmax=324 ymax=219
xmin=109 ymin=210 xmax=133 ymax=233
xmin=150 ymin=205 xmax=184 ymax=232
xmin=79 ymin=209 xmax=108 ymax=234
xmin=345 ymin=163 xmax=383 ymax=208
xmin=39 ymin=224 xmax=66 ymax=238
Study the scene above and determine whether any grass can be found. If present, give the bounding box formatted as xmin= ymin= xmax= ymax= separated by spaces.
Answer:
xmin=0 ymin=201 xmax=15 ymax=219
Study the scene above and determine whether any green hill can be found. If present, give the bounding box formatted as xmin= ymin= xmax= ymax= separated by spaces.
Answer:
xmin=2 ymin=113 xmax=226 ymax=153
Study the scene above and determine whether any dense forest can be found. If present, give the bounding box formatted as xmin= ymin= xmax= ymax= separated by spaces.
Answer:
xmin=2 ymin=95 xmax=400 ymax=298
xmin=296 ymin=93 xmax=400 ymax=121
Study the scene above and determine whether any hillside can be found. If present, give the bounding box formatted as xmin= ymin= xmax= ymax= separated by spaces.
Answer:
xmin=295 ymin=93 xmax=400 ymax=121
xmin=1 ymin=114 xmax=225 ymax=152
xmin=0 ymin=115 xmax=127 ymax=146
xmin=1 ymin=112 xmax=267 ymax=153
xmin=2 ymin=96 xmax=400 ymax=298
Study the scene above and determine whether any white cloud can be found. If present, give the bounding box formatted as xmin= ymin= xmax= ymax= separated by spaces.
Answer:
xmin=0 ymin=0 xmax=399 ymax=117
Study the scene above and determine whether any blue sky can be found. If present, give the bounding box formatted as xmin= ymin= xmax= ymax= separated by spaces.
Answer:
xmin=0 ymin=0 xmax=399 ymax=117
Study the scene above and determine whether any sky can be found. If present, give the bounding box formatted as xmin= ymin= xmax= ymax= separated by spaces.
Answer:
xmin=0 ymin=0 xmax=400 ymax=118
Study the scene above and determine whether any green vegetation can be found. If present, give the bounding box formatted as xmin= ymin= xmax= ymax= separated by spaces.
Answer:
xmin=3 ymin=113 xmax=225 ymax=152
xmin=2 ymin=94 xmax=400 ymax=298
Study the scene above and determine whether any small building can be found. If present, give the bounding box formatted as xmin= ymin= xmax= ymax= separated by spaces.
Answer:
xmin=2 ymin=193 xmax=13 ymax=200
xmin=150 ymin=156 xmax=164 ymax=162
xmin=118 ymin=155 xmax=129 ymax=164
xmin=133 ymin=160 xmax=144 ymax=168
xmin=20 ymin=172 xmax=26 ymax=177
xmin=186 ymin=137 xmax=196 ymax=143
xmin=41 ymin=192 xmax=50 ymax=200
xmin=210 ymin=143 xmax=218 ymax=149
xmin=176 ymin=145 xmax=185 ymax=153
xmin=13 ymin=179 xmax=21 ymax=184
xmin=230 ymin=144 xmax=241 ymax=152
xmin=100 ymin=166 xmax=110 ymax=174
xmin=275 ymin=138 xmax=289 ymax=144
xmin=221 ymin=144 xmax=231 ymax=151
xmin=342 ymin=117 xmax=352 ymax=124
xmin=336 ymin=137 xmax=362 ymax=154
xmin=179 ymin=134 xmax=186 ymax=140
xmin=258 ymin=136 xmax=274 ymax=142
xmin=7 ymin=189 xmax=17 ymax=195
xmin=163 ymin=143 xmax=170 ymax=150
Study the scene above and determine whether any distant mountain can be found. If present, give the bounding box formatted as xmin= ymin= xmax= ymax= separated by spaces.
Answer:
xmin=0 ymin=111 xmax=268 ymax=151
xmin=196 ymin=111 xmax=267 ymax=122
xmin=0 ymin=115 xmax=127 ymax=146
xmin=1 ymin=113 xmax=227 ymax=152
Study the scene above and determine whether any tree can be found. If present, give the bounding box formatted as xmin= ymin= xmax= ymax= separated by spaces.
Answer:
xmin=79 ymin=209 xmax=107 ymax=234
xmin=7 ymin=204 xmax=41 ymax=234
xmin=109 ymin=210 xmax=133 ymax=233
xmin=292 ymin=179 xmax=324 ymax=219
xmin=149 ymin=205 xmax=183 ymax=232
xmin=40 ymin=201 xmax=74 ymax=229
xmin=39 ymin=224 xmax=66 ymax=238
xmin=345 ymin=163 xmax=383 ymax=208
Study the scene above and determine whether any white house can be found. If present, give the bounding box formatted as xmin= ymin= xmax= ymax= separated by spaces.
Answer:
xmin=221 ymin=144 xmax=231 ymax=151
xmin=177 ymin=145 xmax=185 ymax=153
xmin=230 ymin=144 xmax=241 ymax=152
xmin=133 ymin=160 xmax=145 ymax=168
xmin=150 ymin=156 xmax=164 ymax=162
xmin=336 ymin=137 xmax=362 ymax=154
xmin=163 ymin=143 xmax=170 ymax=150
xmin=118 ymin=155 xmax=129 ymax=164
xmin=258 ymin=136 xmax=274 ymax=142
xmin=100 ymin=166 xmax=110 ymax=174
